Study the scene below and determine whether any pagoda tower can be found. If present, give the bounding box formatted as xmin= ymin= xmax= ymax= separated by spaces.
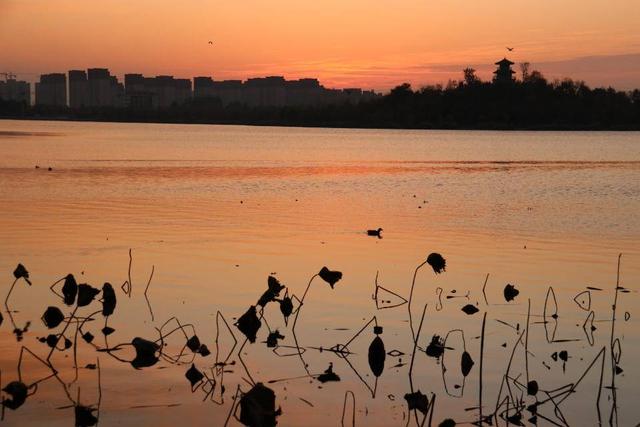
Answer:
xmin=493 ymin=58 xmax=515 ymax=84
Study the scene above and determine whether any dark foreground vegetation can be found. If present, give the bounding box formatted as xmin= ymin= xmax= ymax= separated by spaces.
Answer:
xmin=2 ymin=69 xmax=640 ymax=130
xmin=1 ymin=251 xmax=630 ymax=426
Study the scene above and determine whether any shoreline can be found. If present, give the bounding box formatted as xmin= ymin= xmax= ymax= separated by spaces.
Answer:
xmin=2 ymin=115 xmax=640 ymax=131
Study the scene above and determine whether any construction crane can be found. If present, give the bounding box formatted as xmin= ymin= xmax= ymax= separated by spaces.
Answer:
xmin=1 ymin=72 xmax=17 ymax=81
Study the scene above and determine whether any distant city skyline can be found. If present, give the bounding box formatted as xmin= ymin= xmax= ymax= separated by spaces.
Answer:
xmin=3 ymin=67 xmax=378 ymax=108
xmin=1 ymin=0 xmax=639 ymax=90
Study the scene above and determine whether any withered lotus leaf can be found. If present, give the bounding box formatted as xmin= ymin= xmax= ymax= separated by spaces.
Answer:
xmin=42 ymin=306 xmax=65 ymax=329
xmin=13 ymin=264 xmax=31 ymax=285
xmin=318 ymin=267 xmax=342 ymax=289
xmin=504 ymin=284 xmax=520 ymax=302
xmin=368 ymin=334 xmax=386 ymax=377
xmin=236 ymin=306 xmax=262 ymax=343
xmin=186 ymin=335 xmax=201 ymax=353
xmin=266 ymin=330 xmax=285 ymax=348
xmin=461 ymin=351 xmax=474 ymax=377
xmin=426 ymin=253 xmax=446 ymax=274
xmin=317 ymin=363 xmax=340 ymax=383
xmin=461 ymin=304 xmax=479 ymax=315
xmin=198 ymin=344 xmax=211 ymax=357
xmin=62 ymin=274 xmax=78 ymax=306
xmin=131 ymin=337 xmax=160 ymax=369
xmin=46 ymin=334 xmax=60 ymax=348
xmin=2 ymin=381 xmax=28 ymax=410
xmin=82 ymin=332 xmax=95 ymax=343
xmin=425 ymin=335 xmax=445 ymax=358
xmin=239 ymin=383 xmax=282 ymax=427
xmin=77 ymin=284 xmax=100 ymax=307
xmin=404 ymin=390 xmax=429 ymax=414
xmin=279 ymin=297 xmax=293 ymax=320
xmin=185 ymin=363 xmax=204 ymax=388
xmin=258 ymin=276 xmax=286 ymax=307
xmin=75 ymin=405 xmax=98 ymax=427
xmin=101 ymin=326 xmax=115 ymax=336
xmin=101 ymin=282 xmax=117 ymax=316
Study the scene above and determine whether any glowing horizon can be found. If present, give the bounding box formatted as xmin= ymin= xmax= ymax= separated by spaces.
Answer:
xmin=1 ymin=0 xmax=639 ymax=90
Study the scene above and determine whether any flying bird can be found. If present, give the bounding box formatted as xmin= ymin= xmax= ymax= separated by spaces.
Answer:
xmin=506 ymin=47 xmax=514 ymax=51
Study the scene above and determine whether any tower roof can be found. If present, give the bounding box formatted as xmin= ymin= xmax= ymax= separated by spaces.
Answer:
xmin=495 ymin=58 xmax=514 ymax=66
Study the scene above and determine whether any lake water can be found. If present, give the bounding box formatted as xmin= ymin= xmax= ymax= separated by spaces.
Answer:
xmin=0 ymin=119 xmax=639 ymax=426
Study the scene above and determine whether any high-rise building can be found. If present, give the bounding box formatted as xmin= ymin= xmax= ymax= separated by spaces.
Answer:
xmin=124 ymin=74 xmax=192 ymax=109
xmin=174 ymin=78 xmax=192 ymax=105
xmin=244 ymin=76 xmax=287 ymax=107
xmin=211 ymin=80 xmax=243 ymax=105
xmin=194 ymin=78 xmax=243 ymax=105
xmin=110 ymin=76 xmax=125 ymax=107
xmin=342 ymin=88 xmax=363 ymax=104
xmin=0 ymin=78 xmax=30 ymax=105
xmin=124 ymin=73 xmax=153 ymax=109
xmin=193 ymin=77 xmax=214 ymax=98
xmin=87 ymin=68 xmax=110 ymax=107
xmin=35 ymin=73 xmax=67 ymax=106
xmin=124 ymin=74 xmax=145 ymax=95
xmin=151 ymin=76 xmax=175 ymax=108
xmin=285 ymin=78 xmax=323 ymax=106
xmin=68 ymin=70 xmax=88 ymax=108
xmin=87 ymin=68 xmax=123 ymax=107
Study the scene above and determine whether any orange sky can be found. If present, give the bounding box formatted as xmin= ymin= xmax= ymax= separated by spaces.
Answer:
xmin=1 ymin=0 xmax=639 ymax=90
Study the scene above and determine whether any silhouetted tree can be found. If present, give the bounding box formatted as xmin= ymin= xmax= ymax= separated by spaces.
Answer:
xmin=445 ymin=79 xmax=460 ymax=90
xmin=519 ymin=62 xmax=530 ymax=82
xmin=463 ymin=68 xmax=480 ymax=86
xmin=389 ymin=83 xmax=413 ymax=98
xmin=527 ymin=70 xmax=547 ymax=85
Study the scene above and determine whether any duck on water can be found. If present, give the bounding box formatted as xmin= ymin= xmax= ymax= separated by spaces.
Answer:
xmin=367 ymin=228 xmax=383 ymax=238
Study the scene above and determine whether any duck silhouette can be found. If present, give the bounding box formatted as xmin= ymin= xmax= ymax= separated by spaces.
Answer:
xmin=367 ymin=228 xmax=383 ymax=238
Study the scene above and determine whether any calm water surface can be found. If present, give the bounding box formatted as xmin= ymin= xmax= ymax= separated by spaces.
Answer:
xmin=0 ymin=120 xmax=639 ymax=426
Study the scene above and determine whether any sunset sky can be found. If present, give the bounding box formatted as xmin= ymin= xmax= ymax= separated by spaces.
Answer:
xmin=1 ymin=0 xmax=639 ymax=91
